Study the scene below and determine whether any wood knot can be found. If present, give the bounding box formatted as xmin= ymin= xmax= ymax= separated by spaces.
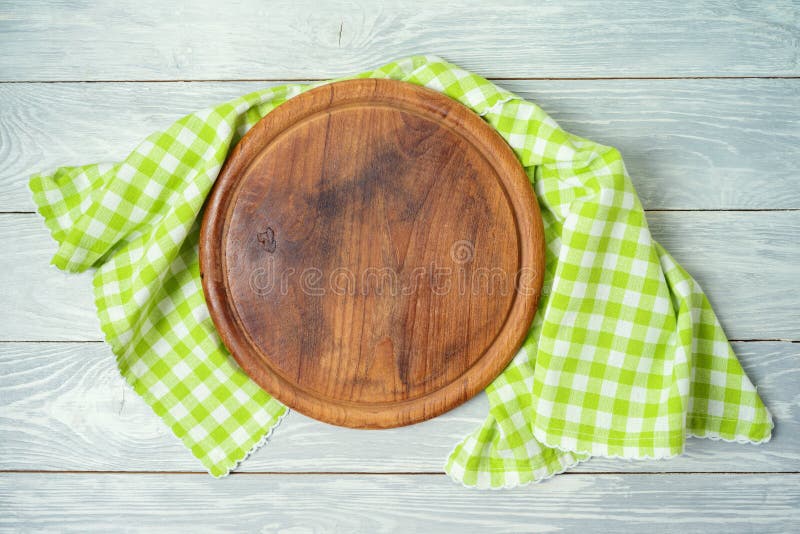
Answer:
xmin=257 ymin=226 xmax=277 ymax=253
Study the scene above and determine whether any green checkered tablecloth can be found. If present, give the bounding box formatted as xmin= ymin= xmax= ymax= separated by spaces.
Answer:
xmin=30 ymin=55 xmax=773 ymax=488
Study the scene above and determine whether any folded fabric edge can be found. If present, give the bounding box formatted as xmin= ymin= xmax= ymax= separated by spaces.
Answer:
xmin=686 ymin=421 xmax=774 ymax=446
xmin=443 ymin=438 xmax=591 ymax=490
xmin=444 ymin=419 xmax=776 ymax=489
xmin=88 ymin=265 xmax=289 ymax=477
xmin=209 ymin=406 xmax=291 ymax=478
xmin=27 ymin=135 xmax=292 ymax=478
xmin=445 ymin=457 xmax=590 ymax=491
xmin=28 ymin=173 xmax=77 ymax=271
xmin=529 ymin=418 xmax=774 ymax=462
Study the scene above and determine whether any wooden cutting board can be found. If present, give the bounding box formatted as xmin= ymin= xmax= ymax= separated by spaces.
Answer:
xmin=199 ymin=78 xmax=544 ymax=428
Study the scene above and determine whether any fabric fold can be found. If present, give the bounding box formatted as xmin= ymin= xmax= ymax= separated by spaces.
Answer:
xmin=30 ymin=86 xmax=306 ymax=476
xmin=443 ymin=68 xmax=773 ymax=487
xmin=29 ymin=54 xmax=772 ymax=485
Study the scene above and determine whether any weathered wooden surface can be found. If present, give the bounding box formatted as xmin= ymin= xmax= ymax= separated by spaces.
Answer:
xmin=0 ymin=0 xmax=797 ymax=80
xmin=1 ymin=473 xmax=798 ymax=532
xmin=1 ymin=341 xmax=796 ymax=473
xmin=2 ymin=79 xmax=799 ymax=211
xmin=1 ymin=0 xmax=798 ymax=530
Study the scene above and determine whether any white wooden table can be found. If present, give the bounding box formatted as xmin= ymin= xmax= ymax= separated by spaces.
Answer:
xmin=1 ymin=1 xmax=798 ymax=531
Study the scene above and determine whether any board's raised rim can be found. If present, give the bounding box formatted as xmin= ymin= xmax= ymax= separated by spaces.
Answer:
xmin=199 ymin=78 xmax=545 ymax=428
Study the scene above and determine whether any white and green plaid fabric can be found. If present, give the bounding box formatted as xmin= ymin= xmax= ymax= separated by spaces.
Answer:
xmin=30 ymin=55 xmax=773 ymax=486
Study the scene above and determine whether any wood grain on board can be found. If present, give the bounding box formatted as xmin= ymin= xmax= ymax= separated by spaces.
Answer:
xmin=200 ymin=79 xmax=544 ymax=428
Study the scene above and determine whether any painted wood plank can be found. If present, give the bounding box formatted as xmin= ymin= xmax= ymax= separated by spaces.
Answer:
xmin=2 ymin=79 xmax=799 ymax=212
xmin=0 ymin=0 xmax=797 ymax=81
xmin=1 ymin=473 xmax=798 ymax=532
xmin=1 ymin=339 xmax=795 ymax=474
xmin=1 ymin=211 xmax=797 ymax=342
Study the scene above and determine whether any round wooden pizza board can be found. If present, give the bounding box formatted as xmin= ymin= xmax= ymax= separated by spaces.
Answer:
xmin=199 ymin=78 xmax=544 ymax=428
